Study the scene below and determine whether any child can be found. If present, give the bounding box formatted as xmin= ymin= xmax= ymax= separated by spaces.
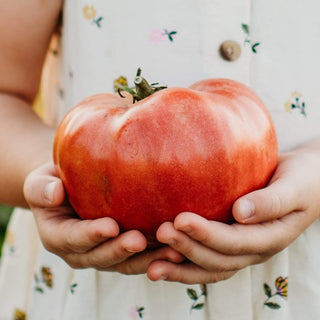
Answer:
xmin=1 ymin=0 xmax=320 ymax=319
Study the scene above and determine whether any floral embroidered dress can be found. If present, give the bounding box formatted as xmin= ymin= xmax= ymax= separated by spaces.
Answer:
xmin=1 ymin=0 xmax=320 ymax=319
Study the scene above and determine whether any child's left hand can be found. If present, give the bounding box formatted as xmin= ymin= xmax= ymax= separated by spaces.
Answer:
xmin=147 ymin=140 xmax=320 ymax=284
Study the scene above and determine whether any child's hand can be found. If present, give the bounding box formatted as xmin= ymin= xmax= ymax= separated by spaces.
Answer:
xmin=23 ymin=162 xmax=184 ymax=273
xmin=147 ymin=146 xmax=320 ymax=284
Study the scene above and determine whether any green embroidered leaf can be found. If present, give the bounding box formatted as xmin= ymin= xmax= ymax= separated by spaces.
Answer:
xmin=291 ymin=104 xmax=296 ymax=109
xmin=252 ymin=43 xmax=260 ymax=53
xmin=192 ymin=303 xmax=204 ymax=310
xmin=187 ymin=288 xmax=198 ymax=300
xmin=93 ymin=17 xmax=103 ymax=28
xmin=263 ymin=283 xmax=272 ymax=298
xmin=265 ymin=302 xmax=281 ymax=310
xmin=35 ymin=286 xmax=44 ymax=294
xmin=241 ymin=23 xmax=250 ymax=34
xmin=34 ymin=273 xmax=40 ymax=284
xmin=70 ymin=283 xmax=78 ymax=294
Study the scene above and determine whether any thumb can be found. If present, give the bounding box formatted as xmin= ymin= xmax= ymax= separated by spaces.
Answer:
xmin=232 ymin=180 xmax=298 ymax=224
xmin=24 ymin=162 xmax=65 ymax=208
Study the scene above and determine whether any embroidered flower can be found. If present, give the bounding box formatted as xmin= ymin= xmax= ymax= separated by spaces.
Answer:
xmin=13 ymin=309 xmax=26 ymax=320
xmin=114 ymin=76 xmax=128 ymax=92
xmin=83 ymin=5 xmax=96 ymax=20
xmin=41 ymin=266 xmax=53 ymax=288
xmin=4 ymin=229 xmax=15 ymax=254
xmin=34 ymin=266 xmax=53 ymax=293
xmin=285 ymin=91 xmax=306 ymax=116
xmin=129 ymin=306 xmax=145 ymax=319
xmin=242 ymin=23 xmax=260 ymax=53
xmin=263 ymin=276 xmax=288 ymax=310
xmin=149 ymin=29 xmax=164 ymax=43
xmin=275 ymin=276 xmax=288 ymax=298
xmin=83 ymin=5 xmax=103 ymax=28
xmin=69 ymin=270 xmax=78 ymax=294
xmin=149 ymin=28 xmax=178 ymax=43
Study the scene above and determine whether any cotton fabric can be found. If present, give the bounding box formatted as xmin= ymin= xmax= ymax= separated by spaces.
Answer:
xmin=1 ymin=1 xmax=320 ymax=319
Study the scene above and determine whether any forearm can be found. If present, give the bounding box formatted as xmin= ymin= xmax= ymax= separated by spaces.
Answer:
xmin=0 ymin=93 xmax=55 ymax=207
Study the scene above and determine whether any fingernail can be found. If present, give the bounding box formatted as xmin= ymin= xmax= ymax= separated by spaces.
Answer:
xmin=180 ymin=225 xmax=193 ymax=234
xmin=44 ymin=181 xmax=58 ymax=203
xmin=238 ymin=199 xmax=255 ymax=221
xmin=158 ymin=274 xmax=168 ymax=281
xmin=125 ymin=247 xmax=138 ymax=253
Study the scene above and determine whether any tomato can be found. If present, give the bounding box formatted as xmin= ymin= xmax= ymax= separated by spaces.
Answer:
xmin=53 ymin=74 xmax=278 ymax=245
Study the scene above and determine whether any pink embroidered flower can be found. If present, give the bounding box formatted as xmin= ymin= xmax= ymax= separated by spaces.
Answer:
xmin=149 ymin=28 xmax=178 ymax=43
xmin=149 ymin=29 xmax=165 ymax=43
xmin=129 ymin=306 xmax=144 ymax=319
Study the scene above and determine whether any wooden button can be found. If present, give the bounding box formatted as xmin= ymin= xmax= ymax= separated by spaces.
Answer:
xmin=220 ymin=40 xmax=241 ymax=61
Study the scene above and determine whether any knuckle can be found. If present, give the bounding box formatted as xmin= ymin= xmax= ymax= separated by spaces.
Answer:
xmin=179 ymin=241 xmax=195 ymax=257
xmin=65 ymin=230 xmax=86 ymax=254
xmin=212 ymin=271 xmax=237 ymax=283
xmin=270 ymin=192 xmax=282 ymax=216
xmin=195 ymin=229 xmax=212 ymax=245
xmin=65 ymin=232 xmax=80 ymax=252
xmin=257 ymin=254 xmax=272 ymax=264
xmin=39 ymin=234 xmax=59 ymax=255
xmin=86 ymin=253 xmax=107 ymax=269
xmin=65 ymin=255 xmax=85 ymax=269
xmin=224 ymin=241 xmax=247 ymax=255
xmin=118 ymin=262 xmax=135 ymax=275
xmin=210 ymin=257 xmax=241 ymax=273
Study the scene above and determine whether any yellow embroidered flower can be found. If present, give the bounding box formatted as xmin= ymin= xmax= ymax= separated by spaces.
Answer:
xmin=284 ymin=100 xmax=292 ymax=112
xmin=285 ymin=91 xmax=306 ymax=116
xmin=291 ymin=91 xmax=302 ymax=99
xmin=13 ymin=309 xmax=26 ymax=320
xmin=4 ymin=230 xmax=14 ymax=246
xmin=83 ymin=5 xmax=96 ymax=20
xmin=114 ymin=76 xmax=128 ymax=92
xmin=275 ymin=276 xmax=288 ymax=298
xmin=41 ymin=266 xmax=53 ymax=288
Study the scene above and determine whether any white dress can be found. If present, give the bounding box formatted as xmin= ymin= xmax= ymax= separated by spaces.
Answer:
xmin=1 ymin=0 xmax=320 ymax=319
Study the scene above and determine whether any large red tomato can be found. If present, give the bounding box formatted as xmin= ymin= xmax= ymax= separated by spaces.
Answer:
xmin=53 ymin=75 xmax=278 ymax=245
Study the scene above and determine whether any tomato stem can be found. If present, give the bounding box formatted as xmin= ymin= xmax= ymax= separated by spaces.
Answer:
xmin=134 ymin=75 xmax=155 ymax=100
xmin=118 ymin=68 xmax=167 ymax=103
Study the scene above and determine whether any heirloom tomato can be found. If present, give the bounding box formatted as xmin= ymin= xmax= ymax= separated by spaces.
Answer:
xmin=53 ymin=71 xmax=278 ymax=245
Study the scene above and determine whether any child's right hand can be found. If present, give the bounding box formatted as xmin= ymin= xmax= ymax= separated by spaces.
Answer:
xmin=23 ymin=162 xmax=184 ymax=273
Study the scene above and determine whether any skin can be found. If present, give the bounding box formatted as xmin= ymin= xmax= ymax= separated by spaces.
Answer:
xmin=0 ymin=0 xmax=184 ymax=272
xmin=148 ymin=143 xmax=320 ymax=283
xmin=2 ymin=1 xmax=320 ymax=283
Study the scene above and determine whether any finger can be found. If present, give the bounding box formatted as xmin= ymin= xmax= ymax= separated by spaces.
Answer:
xmin=24 ymin=162 xmax=65 ymax=208
xmin=67 ymin=230 xmax=148 ymax=269
xmin=157 ymin=221 xmax=262 ymax=271
xmin=173 ymin=211 xmax=309 ymax=256
xmin=147 ymin=260 xmax=237 ymax=284
xmin=50 ymin=217 xmax=122 ymax=254
xmin=107 ymin=246 xmax=186 ymax=275
xmin=232 ymin=178 xmax=300 ymax=224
